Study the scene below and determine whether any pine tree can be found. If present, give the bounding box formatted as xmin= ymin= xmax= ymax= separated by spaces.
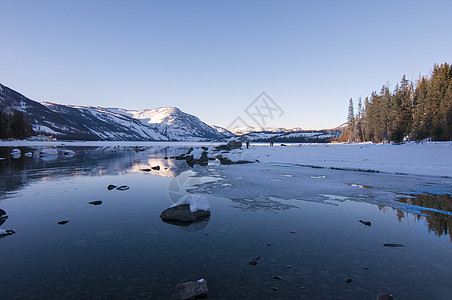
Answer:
xmin=347 ymin=98 xmax=355 ymax=141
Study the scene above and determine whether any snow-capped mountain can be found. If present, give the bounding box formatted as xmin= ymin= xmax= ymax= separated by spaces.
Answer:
xmin=0 ymin=83 xmax=225 ymax=141
xmin=0 ymin=83 xmax=343 ymax=142
xmin=103 ymin=107 xmax=225 ymax=141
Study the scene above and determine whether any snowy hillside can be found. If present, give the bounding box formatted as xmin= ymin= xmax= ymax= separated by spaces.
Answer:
xmin=0 ymin=83 xmax=226 ymax=141
xmin=238 ymin=129 xmax=341 ymax=143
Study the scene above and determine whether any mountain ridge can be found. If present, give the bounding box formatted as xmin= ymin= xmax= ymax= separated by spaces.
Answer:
xmin=1 ymin=83 xmax=342 ymax=142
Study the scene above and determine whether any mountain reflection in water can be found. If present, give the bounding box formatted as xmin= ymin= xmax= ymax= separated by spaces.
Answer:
xmin=0 ymin=146 xmax=191 ymax=198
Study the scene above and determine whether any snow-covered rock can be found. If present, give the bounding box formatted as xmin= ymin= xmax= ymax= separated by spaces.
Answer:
xmin=24 ymin=152 xmax=33 ymax=157
xmin=10 ymin=148 xmax=21 ymax=155
xmin=171 ymin=194 xmax=210 ymax=213
xmin=62 ymin=149 xmax=75 ymax=156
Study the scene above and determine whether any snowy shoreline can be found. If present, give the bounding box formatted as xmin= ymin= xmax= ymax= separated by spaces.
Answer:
xmin=1 ymin=140 xmax=451 ymax=177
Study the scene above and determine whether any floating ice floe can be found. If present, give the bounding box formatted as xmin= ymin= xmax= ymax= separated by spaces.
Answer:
xmin=171 ymin=194 xmax=210 ymax=213
xmin=24 ymin=152 xmax=33 ymax=157
xmin=40 ymin=148 xmax=58 ymax=156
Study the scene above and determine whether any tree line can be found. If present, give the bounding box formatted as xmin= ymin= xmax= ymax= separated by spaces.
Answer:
xmin=0 ymin=109 xmax=34 ymax=139
xmin=341 ymin=63 xmax=452 ymax=143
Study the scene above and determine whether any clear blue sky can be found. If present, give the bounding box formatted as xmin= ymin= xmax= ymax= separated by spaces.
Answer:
xmin=1 ymin=0 xmax=451 ymax=129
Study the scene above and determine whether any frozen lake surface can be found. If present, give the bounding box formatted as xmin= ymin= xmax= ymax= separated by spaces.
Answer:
xmin=0 ymin=142 xmax=451 ymax=299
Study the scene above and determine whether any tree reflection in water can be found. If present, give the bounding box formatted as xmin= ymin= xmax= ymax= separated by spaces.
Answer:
xmin=389 ymin=194 xmax=452 ymax=241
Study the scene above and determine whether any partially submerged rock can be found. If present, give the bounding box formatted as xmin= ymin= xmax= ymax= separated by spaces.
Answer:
xmin=62 ymin=149 xmax=75 ymax=156
xmin=89 ymin=200 xmax=103 ymax=205
xmin=107 ymin=185 xmax=117 ymax=190
xmin=116 ymin=185 xmax=129 ymax=191
xmin=0 ymin=229 xmax=15 ymax=237
xmin=0 ymin=209 xmax=8 ymax=226
xmin=160 ymin=204 xmax=210 ymax=223
xmin=249 ymin=255 xmax=261 ymax=265
xmin=173 ymin=279 xmax=208 ymax=300
xmin=377 ymin=293 xmax=394 ymax=300
xmin=57 ymin=220 xmax=69 ymax=225
xmin=383 ymin=243 xmax=406 ymax=247
xmin=217 ymin=155 xmax=255 ymax=165
xmin=40 ymin=148 xmax=58 ymax=156
xmin=359 ymin=220 xmax=372 ymax=226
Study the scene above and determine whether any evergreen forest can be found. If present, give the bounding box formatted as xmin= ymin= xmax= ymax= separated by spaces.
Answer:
xmin=341 ymin=63 xmax=452 ymax=143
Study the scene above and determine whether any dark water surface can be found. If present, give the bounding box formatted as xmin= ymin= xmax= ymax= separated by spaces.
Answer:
xmin=1 ymin=146 xmax=452 ymax=299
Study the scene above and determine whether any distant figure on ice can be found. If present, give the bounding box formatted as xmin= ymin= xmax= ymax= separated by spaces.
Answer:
xmin=246 ymin=141 xmax=250 ymax=149
xmin=270 ymin=141 xmax=273 ymax=146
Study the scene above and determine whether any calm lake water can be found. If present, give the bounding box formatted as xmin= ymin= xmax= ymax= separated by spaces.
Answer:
xmin=1 ymin=145 xmax=452 ymax=299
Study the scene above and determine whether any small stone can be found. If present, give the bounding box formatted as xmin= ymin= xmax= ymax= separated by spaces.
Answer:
xmin=151 ymin=166 xmax=160 ymax=171
xmin=363 ymin=267 xmax=369 ymax=270
xmin=248 ymin=255 xmax=261 ymax=265
xmin=383 ymin=243 xmax=406 ymax=247
xmin=273 ymin=275 xmax=282 ymax=280
xmin=116 ymin=186 xmax=129 ymax=191
xmin=164 ymin=157 xmax=169 ymax=159
xmin=271 ymin=287 xmax=278 ymax=291
xmin=359 ymin=220 xmax=372 ymax=226
xmin=58 ymin=221 xmax=69 ymax=225
xmin=107 ymin=185 xmax=117 ymax=190
xmin=89 ymin=201 xmax=103 ymax=205
xmin=346 ymin=278 xmax=352 ymax=283
xmin=267 ymin=243 xmax=272 ymax=246
xmin=290 ymin=231 xmax=296 ymax=234
xmin=376 ymin=292 xmax=394 ymax=300
xmin=286 ymin=265 xmax=292 ymax=269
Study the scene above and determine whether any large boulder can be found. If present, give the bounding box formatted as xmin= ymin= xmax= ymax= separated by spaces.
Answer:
xmin=160 ymin=204 xmax=211 ymax=223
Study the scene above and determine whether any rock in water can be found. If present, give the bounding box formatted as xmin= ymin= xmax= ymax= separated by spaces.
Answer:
xmin=249 ymin=255 xmax=261 ymax=265
xmin=359 ymin=220 xmax=372 ymax=226
xmin=107 ymin=185 xmax=117 ymax=190
xmin=346 ymin=278 xmax=353 ymax=283
xmin=0 ymin=229 xmax=15 ymax=237
xmin=0 ymin=209 xmax=8 ymax=226
xmin=377 ymin=293 xmax=394 ymax=300
xmin=160 ymin=204 xmax=210 ymax=223
xmin=151 ymin=166 xmax=160 ymax=171
xmin=116 ymin=185 xmax=129 ymax=191
xmin=89 ymin=201 xmax=103 ymax=205
xmin=383 ymin=243 xmax=406 ymax=247
xmin=173 ymin=279 xmax=208 ymax=300
xmin=57 ymin=221 xmax=69 ymax=225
